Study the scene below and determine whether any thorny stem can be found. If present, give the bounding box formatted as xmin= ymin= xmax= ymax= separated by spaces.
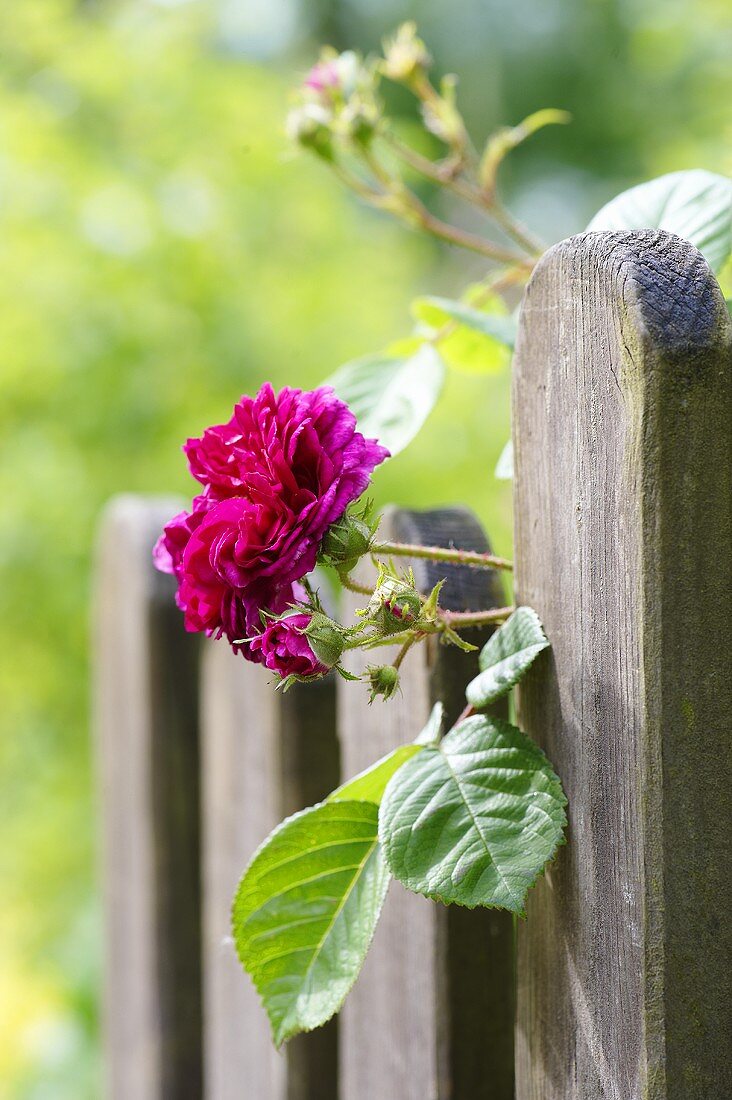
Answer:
xmin=330 ymin=160 xmax=381 ymax=204
xmin=360 ymin=629 xmax=417 ymax=650
xmin=372 ymin=540 xmax=513 ymax=572
xmin=384 ymin=133 xmax=485 ymax=208
xmin=339 ymin=573 xmax=372 ymax=596
xmin=383 ymin=132 xmax=544 ymax=257
xmin=408 ymin=201 xmax=524 ymax=264
xmin=487 ymin=194 xmax=545 ymax=256
xmin=392 ymin=634 xmax=417 ymax=670
xmin=340 ymin=145 xmax=525 ymax=265
xmin=438 ymin=606 xmax=514 ymax=628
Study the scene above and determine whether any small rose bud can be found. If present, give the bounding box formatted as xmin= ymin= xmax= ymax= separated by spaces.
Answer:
xmin=382 ymin=22 xmax=431 ymax=84
xmin=301 ymin=49 xmax=366 ymax=105
xmin=367 ymin=569 xmax=423 ymax=635
xmin=290 ymin=48 xmax=380 ymax=153
xmin=303 ymin=612 xmax=346 ymax=668
xmin=338 ymin=101 xmax=378 ymax=147
xmin=319 ymin=510 xmax=374 ymax=573
xmin=285 ymin=103 xmax=334 ymax=159
xmin=367 ymin=663 xmax=400 ymax=702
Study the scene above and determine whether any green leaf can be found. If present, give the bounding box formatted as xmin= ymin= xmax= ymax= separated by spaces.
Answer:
xmin=232 ymin=801 xmax=390 ymax=1044
xmin=328 ymin=702 xmax=444 ymax=802
xmin=494 ymin=439 xmax=513 ymax=480
xmin=466 ymin=606 xmax=549 ymax=707
xmin=415 ymin=295 xmax=518 ymax=349
xmin=327 ymin=344 xmax=445 ymax=456
xmin=379 ymin=714 xmax=567 ymax=913
xmin=415 ymin=701 xmax=445 ymax=745
xmin=329 ymin=746 xmax=421 ymax=804
xmin=479 ymin=108 xmax=572 ymax=186
xmin=587 ymin=169 xmax=732 ymax=273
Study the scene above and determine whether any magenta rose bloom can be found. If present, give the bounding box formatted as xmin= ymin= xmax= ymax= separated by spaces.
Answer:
xmin=248 ymin=614 xmax=328 ymax=679
xmin=154 ymin=383 xmax=388 ymax=650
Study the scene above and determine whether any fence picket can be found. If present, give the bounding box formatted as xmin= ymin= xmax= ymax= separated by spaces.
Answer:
xmin=200 ymin=640 xmax=340 ymax=1100
xmin=94 ymin=496 xmax=203 ymax=1099
xmin=512 ymin=230 xmax=732 ymax=1099
xmin=337 ymin=505 xmax=514 ymax=1100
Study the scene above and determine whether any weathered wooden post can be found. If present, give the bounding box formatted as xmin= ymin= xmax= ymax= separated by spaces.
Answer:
xmin=338 ymin=506 xmax=515 ymax=1100
xmin=200 ymin=640 xmax=340 ymax=1099
xmin=513 ymin=230 xmax=732 ymax=1098
xmin=94 ymin=496 xmax=203 ymax=1099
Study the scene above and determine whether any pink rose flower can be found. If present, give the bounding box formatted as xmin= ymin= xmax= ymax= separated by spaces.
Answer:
xmin=153 ymin=500 xmax=206 ymax=585
xmin=154 ymin=383 xmax=388 ymax=652
xmin=248 ymin=613 xmax=328 ymax=680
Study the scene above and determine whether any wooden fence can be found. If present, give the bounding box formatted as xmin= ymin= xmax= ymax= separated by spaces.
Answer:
xmin=94 ymin=230 xmax=731 ymax=1099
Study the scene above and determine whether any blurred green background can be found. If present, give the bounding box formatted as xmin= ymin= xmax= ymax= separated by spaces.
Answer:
xmin=0 ymin=0 xmax=729 ymax=1094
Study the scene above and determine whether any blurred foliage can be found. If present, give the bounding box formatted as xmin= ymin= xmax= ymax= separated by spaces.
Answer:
xmin=0 ymin=0 xmax=728 ymax=1095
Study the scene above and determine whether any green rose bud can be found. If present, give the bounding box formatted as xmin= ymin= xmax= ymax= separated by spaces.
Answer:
xmin=367 ymin=569 xmax=423 ymax=636
xmin=303 ymin=612 xmax=346 ymax=668
xmin=367 ymin=663 xmax=400 ymax=702
xmin=285 ymin=103 xmax=334 ymax=159
xmin=382 ymin=22 xmax=431 ymax=84
xmin=319 ymin=510 xmax=374 ymax=573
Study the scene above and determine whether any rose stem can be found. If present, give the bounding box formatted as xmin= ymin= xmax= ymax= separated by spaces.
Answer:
xmin=339 ymin=573 xmax=373 ymax=596
xmin=438 ymin=606 xmax=514 ymax=629
xmin=453 ymin=703 xmax=476 ymax=726
xmin=392 ymin=634 xmax=417 ymax=671
xmin=383 ymin=133 xmax=544 ymax=257
xmin=371 ymin=541 xmax=513 ymax=572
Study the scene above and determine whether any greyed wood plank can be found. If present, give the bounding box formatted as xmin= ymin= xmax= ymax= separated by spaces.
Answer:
xmin=94 ymin=496 xmax=202 ymax=1099
xmin=338 ymin=506 xmax=514 ymax=1100
xmin=513 ymin=230 xmax=732 ymax=1099
xmin=201 ymin=642 xmax=340 ymax=1100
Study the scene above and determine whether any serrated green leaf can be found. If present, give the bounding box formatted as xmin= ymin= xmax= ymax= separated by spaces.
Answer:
xmin=415 ymin=295 xmax=518 ymax=349
xmin=466 ymin=606 xmax=549 ymax=707
xmin=379 ymin=714 xmax=567 ymax=913
xmin=494 ymin=439 xmax=514 ymax=480
xmin=327 ymin=344 xmax=445 ymax=456
xmin=232 ymin=801 xmax=390 ymax=1045
xmin=587 ymin=169 xmax=732 ymax=273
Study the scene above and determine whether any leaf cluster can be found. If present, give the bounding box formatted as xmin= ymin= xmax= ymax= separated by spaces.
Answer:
xmin=232 ymin=607 xmax=566 ymax=1043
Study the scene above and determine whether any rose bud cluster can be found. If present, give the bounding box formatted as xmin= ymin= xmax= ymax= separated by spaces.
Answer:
xmin=286 ymin=47 xmax=380 ymax=156
xmin=154 ymin=383 xmax=388 ymax=682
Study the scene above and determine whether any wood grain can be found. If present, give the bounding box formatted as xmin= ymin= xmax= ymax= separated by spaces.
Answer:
xmin=338 ymin=506 xmax=514 ymax=1100
xmin=512 ymin=230 xmax=732 ymax=1099
xmin=94 ymin=496 xmax=202 ymax=1099
xmin=200 ymin=640 xmax=340 ymax=1100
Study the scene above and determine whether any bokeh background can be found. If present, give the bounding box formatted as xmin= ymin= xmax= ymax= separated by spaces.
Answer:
xmin=1 ymin=0 xmax=729 ymax=1094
